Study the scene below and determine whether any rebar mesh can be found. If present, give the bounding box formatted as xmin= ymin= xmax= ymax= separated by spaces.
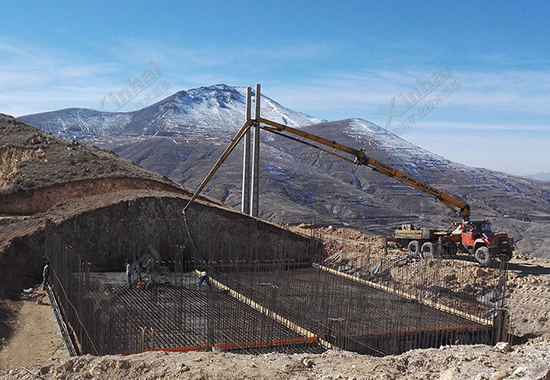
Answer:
xmin=45 ymin=217 xmax=507 ymax=356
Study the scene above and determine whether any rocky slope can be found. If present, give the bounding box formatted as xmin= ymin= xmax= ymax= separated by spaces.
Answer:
xmin=3 ymin=340 xmax=550 ymax=380
xmin=0 ymin=114 xmax=180 ymax=200
xmin=0 ymin=115 xmax=198 ymax=300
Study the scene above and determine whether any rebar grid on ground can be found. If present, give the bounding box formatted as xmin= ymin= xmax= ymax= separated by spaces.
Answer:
xmin=45 ymin=220 xmax=507 ymax=356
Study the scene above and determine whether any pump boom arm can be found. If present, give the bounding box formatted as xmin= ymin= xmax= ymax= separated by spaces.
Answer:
xmin=257 ymin=118 xmax=470 ymax=221
xmin=184 ymin=117 xmax=470 ymax=221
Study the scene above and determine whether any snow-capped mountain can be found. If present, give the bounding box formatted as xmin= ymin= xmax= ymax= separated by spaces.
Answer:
xmin=17 ymin=86 xmax=550 ymax=258
xmin=19 ymin=84 xmax=322 ymax=142
xmin=17 ymin=108 xmax=133 ymax=141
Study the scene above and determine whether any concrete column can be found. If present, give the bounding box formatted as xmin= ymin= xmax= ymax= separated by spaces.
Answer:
xmin=250 ymin=84 xmax=261 ymax=217
xmin=241 ymin=87 xmax=252 ymax=214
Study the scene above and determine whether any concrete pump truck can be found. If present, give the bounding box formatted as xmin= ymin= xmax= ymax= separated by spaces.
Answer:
xmin=184 ymin=117 xmax=514 ymax=267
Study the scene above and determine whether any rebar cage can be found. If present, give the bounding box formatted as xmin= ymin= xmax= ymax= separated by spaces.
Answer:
xmin=45 ymin=217 xmax=508 ymax=356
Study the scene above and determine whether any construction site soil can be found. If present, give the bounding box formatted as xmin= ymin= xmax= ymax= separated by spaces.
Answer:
xmin=2 ymin=115 xmax=550 ymax=379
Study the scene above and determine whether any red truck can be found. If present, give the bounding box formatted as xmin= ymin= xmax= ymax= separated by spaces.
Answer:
xmin=395 ymin=220 xmax=514 ymax=266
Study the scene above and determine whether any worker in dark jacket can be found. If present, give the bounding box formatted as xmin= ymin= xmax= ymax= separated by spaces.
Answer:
xmin=197 ymin=271 xmax=211 ymax=289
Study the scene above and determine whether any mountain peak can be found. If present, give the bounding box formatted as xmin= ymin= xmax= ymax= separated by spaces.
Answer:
xmin=19 ymin=84 xmax=323 ymax=140
xmin=199 ymin=83 xmax=239 ymax=91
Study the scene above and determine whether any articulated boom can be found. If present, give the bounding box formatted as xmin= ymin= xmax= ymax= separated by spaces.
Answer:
xmin=184 ymin=116 xmax=470 ymax=222
xmin=257 ymin=118 xmax=470 ymax=221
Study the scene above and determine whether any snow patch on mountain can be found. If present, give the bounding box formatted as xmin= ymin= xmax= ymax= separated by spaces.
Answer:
xmin=343 ymin=118 xmax=470 ymax=175
xmin=19 ymin=108 xmax=133 ymax=141
xmin=145 ymin=84 xmax=323 ymax=134
xmin=19 ymin=84 xmax=323 ymax=141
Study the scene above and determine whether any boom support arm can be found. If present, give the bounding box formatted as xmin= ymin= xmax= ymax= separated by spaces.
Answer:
xmin=183 ymin=119 xmax=254 ymax=212
xmin=257 ymin=118 xmax=471 ymax=221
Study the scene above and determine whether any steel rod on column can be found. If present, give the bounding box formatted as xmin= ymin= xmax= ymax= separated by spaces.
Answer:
xmin=250 ymin=84 xmax=261 ymax=217
xmin=241 ymin=87 xmax=252 ymax=214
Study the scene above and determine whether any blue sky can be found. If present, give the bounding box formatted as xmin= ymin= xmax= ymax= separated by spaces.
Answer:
xmin=1 ymin=1 xmax=549 ymax=176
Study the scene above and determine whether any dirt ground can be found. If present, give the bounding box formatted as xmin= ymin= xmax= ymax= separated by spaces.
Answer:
xmin=0 ymin=289 xmax=69 ymax=371
xmin=1 ymin=340 xmax=550 ymax=380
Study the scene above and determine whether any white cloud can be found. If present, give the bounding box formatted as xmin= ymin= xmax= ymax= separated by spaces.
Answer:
xmin=0 ymin=38 xmax=193 ymax=115
xmin=107 ymin=37 xmax=340 ymax=70
xmin=405 ymin=131 xmax=549 ymax=176
xmin=0 ymin=36 xmax=348 ymax=115
xmin=409 ymin=121 xmax=550 ymax=133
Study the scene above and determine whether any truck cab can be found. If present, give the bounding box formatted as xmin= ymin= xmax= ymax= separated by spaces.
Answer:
xmin=461 ymin=221 xmax=492 ymax=246
xmin=460 ymin=221 xmax=514 ymax=265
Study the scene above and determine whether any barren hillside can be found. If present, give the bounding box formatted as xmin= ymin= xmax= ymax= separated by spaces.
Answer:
xmin=102 ymin=119 xmax=550 ymax=258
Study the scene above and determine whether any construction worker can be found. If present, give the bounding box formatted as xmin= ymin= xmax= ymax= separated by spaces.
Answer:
xmin=197 ymin=271 xmax=210 ymax=289
xmin=126 ymin=259 xmax=132 ymax=287
xmin=42 ymin=261 xmax=51 ymax=291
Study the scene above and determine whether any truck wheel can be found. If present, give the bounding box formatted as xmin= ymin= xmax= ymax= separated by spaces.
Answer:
xmin=421 ymin=242 xmax=437 ymax=259
xmin=475 ymin=246 xmax=492 ymax=266
xmin=407 ymin=241 xmax=420 ymax=258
